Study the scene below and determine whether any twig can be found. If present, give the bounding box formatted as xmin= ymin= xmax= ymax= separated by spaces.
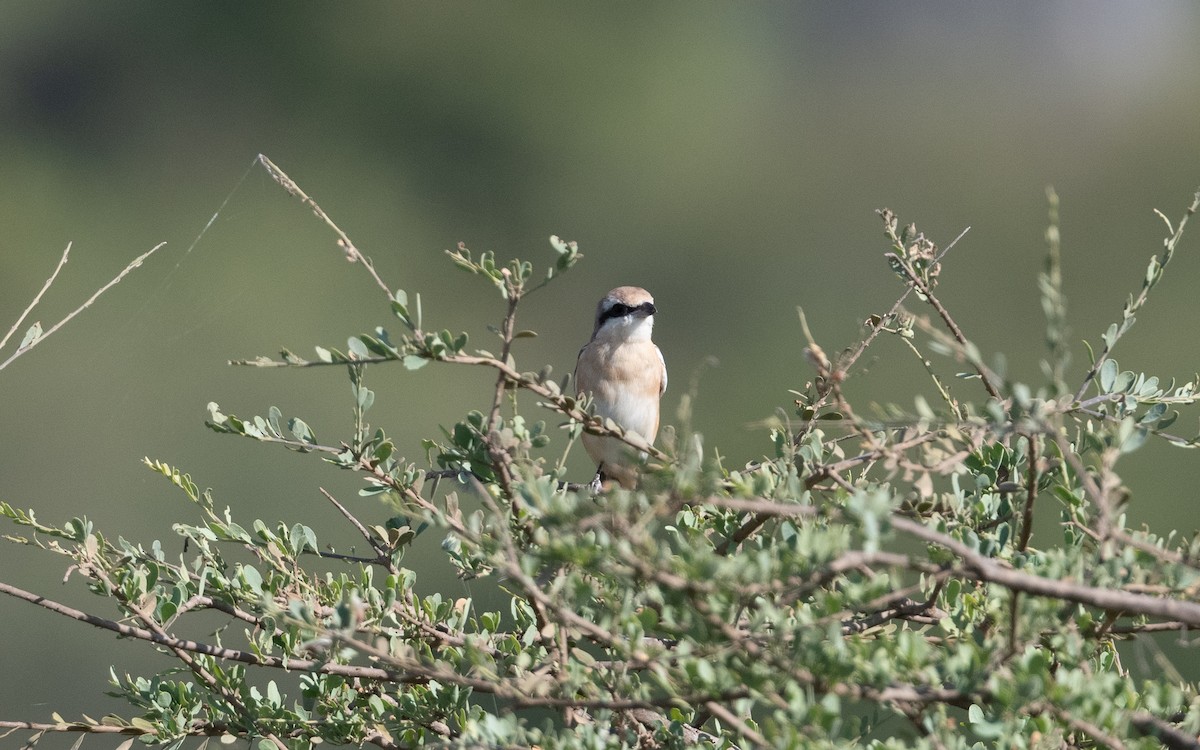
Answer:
xmin=704 ymin=700 xmax=768 ymax=748
xmin=1017 ymin=432 xmax=1039 ymax=551
xmin=256 ymin=154 xmax=395 ymax=301
xmin=229 ymin=349 xmax=668 ymax=463
xmin=878 ymin=217 xmax=1000 ymax=399
xmin=715 ymin=429 xmax=949 ymax=555
xmin=1073 ymin=189 xmax=1200 ymax=404
xmin=0 ymin=243 xmax=70 ymax=353
xmin=891 ymin=514 xmax=1200 ymax=625
xmin=1107 ymin=621 xmax=1192 ymax=634
xmin=0 ymin=242 xmax=167 ymax=372
xmin=0 ymin=580 xmax=402 ymax=682
xmin=1131 ymin=712 xmax=1200 ymax=749
xmin=1040 ymin=702 xmax=1129 ymax=750
xmin=1046 ymin=428 xmax=1120 ymax=545
xmin=319 ymin=486 xmax=400 ymax=575
xmin=702 ymin=494 xmax=1200 ymax=626
xmin=806 ymin=224 xmax=972 ymax=421
xmin=88 ymin=564 xmax=289 ymax=750
xmin=0 ymin=721 xmax=201 ymax=739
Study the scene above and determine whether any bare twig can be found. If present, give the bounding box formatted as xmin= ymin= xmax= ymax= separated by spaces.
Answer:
xmin=0 ymin=243 xmax=70 ymax=353
xmin=319 ymin=486 xmax=401 ymax=575
xmin=256 ymin=154 xmax=395 ymax=302
xmin=0 ymin=242 xmax=167 ymax=372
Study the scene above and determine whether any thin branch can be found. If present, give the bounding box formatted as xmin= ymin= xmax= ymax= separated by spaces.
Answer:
xmin=319 ymin=486 xmax=400 ymax=575
xmin=1047 ymin=428 xmax=1120 ymax=544
xmin=442 ymin=352 xmax=668 ymax=461
xmin=704 ymin=700 xmax=768 ymax=748
xmin=0 ymin=721 xmax=189 ymax=739
xmin=891 ymin=514 xmax=1200 ymax=625
xmin=488 ymin=283 xmax=521 ymax=432
xmin=0 ymin=242 xmax=167 ymax=372
xmin=1074 ymin=189 xmax=1200 ymax=403
xmin=1131 ymin=711 xmax=1200 ymax=750
xmin=1042 ymin=702 xmax=1129 ymax=750
xmin=256 ymin=154 xmax=394 ymax=301
xmin=0 ymin=720 xmax=402 ymax=749
xmin=800 ymin=224 xmax=972 ymax=433
xmin=90 ymin=566 xmax=289 ymax=750
xmin=0 ymin=580 xmax=401 ymax=682
xmin=1107 ymin=621 xmax=1193 ymax=634
xmin=702 ymin=494 xmax=1200 ymax=626
xmin=0 ymin=243 xmax=71 ymax=353
xmin=624 ymin=708 xmax=742 ymax=750
xmin=228 ymin=349 xmax=667 ymax=463
xmin=879 ymin=216 xmax=1001 ymax=400
xmin=903 ymin=308 xmax=1005 ymax=401
xmin=1017 ymin=432 xmax=1039 ymax=551
xmin=715 ymin=428 xmax=948 ymax=555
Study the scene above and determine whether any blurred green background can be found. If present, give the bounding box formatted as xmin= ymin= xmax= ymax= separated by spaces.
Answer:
xmin=3 ymin=1 xmax=1200 ymax=734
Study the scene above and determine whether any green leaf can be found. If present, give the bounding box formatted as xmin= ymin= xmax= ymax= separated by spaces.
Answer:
xmin=356 ymin=385 xmax=375 ymax=411
xmin=290 ymin=523 xmax=317 ymax=553
xmin=18 ymin=321 xmax=42 ymax=351
xmin=391 ymin=300 xmax=412 ymax=327
xmin=1099 ymin=359 xmax=1117 ymax=392
xmin=358 ymin=335 xmax=395 ymax=357
xmin=1119 ymin=423 xmax=1148 ymax=454
xmin=239 ymin=565 xmax=263 ymax=593
xmin=1146 ymin=256 xmax=1162 ymax=286
xmin=289 ymin=418 xmax=315 ymax=443
xmin=347 ymin=337 xmax=370 ymax=359
xmin=368 ymin=694 xmax=387 ymax=716
xmin=1101 ymin=322 xmax=1118 ymax=350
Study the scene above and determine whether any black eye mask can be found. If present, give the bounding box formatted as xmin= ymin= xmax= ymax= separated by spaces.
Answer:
xmin=598 ymin=301 xmax=655 ymax=326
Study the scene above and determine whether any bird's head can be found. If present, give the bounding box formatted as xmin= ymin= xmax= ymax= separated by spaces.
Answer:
xmin=592 ymin=286 xmax=657 ymax=342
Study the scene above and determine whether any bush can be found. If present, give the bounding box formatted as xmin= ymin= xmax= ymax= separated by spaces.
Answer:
xmin=3 ymin=160 xmax=1200 ymax=748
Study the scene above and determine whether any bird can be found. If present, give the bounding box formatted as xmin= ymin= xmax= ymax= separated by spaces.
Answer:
xmin=574 ymin=286 xmax=667 ymax=489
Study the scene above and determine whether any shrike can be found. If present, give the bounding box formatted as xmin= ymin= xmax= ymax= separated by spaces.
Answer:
xmin=574 ymin=286 xmax=667 ymax=489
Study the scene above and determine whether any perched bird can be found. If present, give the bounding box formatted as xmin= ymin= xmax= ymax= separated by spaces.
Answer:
xmin=574 ymin=286 xmax=667 ymax=489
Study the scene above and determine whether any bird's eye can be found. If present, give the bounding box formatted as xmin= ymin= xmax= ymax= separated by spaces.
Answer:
xmin=598 ymin=302 xmax=635 ymax=326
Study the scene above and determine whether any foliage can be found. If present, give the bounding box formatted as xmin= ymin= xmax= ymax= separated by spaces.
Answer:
xmin=3 ymin=159 xmax=1200 ymax=749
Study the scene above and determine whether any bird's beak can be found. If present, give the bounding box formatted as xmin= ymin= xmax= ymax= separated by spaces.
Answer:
xmin=641 ymin=302 xmax=657 ymax=316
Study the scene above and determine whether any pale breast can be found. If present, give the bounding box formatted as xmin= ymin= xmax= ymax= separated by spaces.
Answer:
xmin=575 ymin=339 xmax=665 ymax=442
